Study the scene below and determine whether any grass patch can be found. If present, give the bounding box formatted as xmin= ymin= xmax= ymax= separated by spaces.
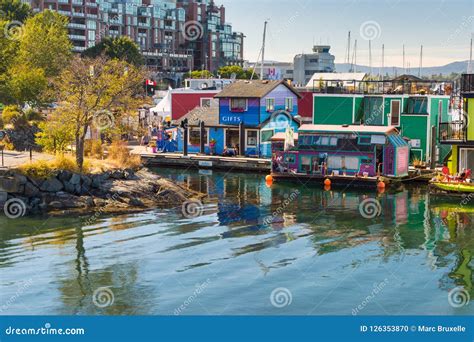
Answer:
xmin=18 ymin=155 xmax=91 ymax=179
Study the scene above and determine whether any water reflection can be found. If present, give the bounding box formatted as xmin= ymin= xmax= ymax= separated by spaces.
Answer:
xmin=0 ymin=168 xmax=472 ymax=315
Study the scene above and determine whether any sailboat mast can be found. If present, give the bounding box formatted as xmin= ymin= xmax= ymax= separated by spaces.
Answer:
xmin=403 ymin=44 xmax=406 ymax=74
xmin=418 ymin=45 xmax=423 ymax=78
xmin=260 ymin=21 xmax=268 ymax=81
xmin=469 ymin=37 xmax=473 ymax=73
xmin=381 ymin=44 xmax=385 ymax=81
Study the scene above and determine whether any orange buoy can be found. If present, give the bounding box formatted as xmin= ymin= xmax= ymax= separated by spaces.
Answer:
xmin=265 ymin=175 xmax=273 ymax=182
xmin=377 ymin=181 xmax=386 ymax=189
xmin=324 ymin=184 xmax=331 ymax=191
xmin=324 ymin=179 xmax=331 ymax=186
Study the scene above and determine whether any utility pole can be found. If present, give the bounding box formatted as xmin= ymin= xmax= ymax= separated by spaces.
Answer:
xmin=260 ymin=20 xmax=268 ymax=81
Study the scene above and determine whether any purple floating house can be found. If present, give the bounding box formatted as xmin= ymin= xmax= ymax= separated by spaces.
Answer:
xmin=273 ymin=124 xmax=409 ymax=179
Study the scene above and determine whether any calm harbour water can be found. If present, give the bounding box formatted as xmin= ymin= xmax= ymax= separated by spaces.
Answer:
xmin=0 ymin=168 xmax=473 ymax=316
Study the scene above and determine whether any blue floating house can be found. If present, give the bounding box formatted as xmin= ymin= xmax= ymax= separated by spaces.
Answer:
xmin=176 ymin=80 xmax=302 ymax=158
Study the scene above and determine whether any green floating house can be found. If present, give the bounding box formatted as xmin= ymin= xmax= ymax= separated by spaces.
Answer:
xmin=310 ymin=76 xmax=453 ymax=165
xmin=439 ymin=74 xmax=474 ymax=174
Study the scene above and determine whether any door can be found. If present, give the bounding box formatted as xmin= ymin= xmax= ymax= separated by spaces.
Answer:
xmin=390 ymin=100 xmax=401 ymax=126
xmin=460 ymin=148 xmax=474 ymax=172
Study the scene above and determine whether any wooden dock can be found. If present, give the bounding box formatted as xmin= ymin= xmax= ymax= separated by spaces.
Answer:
xmin=140 ymin=153 xmax=271 ymax=172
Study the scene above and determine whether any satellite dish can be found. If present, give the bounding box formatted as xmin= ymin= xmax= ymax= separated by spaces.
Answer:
xmin=230 ymin=73 xmax=237 ymax=80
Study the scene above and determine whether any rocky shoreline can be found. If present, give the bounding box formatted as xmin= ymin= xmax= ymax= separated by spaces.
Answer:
xmin=0 ymin=168 xmax=204 ymax=217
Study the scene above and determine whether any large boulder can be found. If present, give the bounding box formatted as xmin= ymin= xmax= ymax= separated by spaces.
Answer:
xmin=69 ymin=173 xmax=81 ymax=186
xmin=24 ymin=182 xmax=40 ymax=197
xmin=40 ymin=178 xmax=64 ymax=193
xmin=0 ymin=178 xmax=20 ymax=193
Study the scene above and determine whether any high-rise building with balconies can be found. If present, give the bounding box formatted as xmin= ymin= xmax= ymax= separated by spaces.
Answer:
xmin=26 ymin=0 xmax=244 ymax=85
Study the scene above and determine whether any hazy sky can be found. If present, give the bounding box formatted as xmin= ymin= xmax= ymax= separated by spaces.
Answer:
xmin=219 ymin=0 xmax=474 ymax=67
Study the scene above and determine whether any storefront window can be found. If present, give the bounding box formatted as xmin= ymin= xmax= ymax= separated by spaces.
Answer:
xmin=189 ymin=128 xmax=208 ymax=146
xmin=247 ymin=131 xmax=258 ymax=147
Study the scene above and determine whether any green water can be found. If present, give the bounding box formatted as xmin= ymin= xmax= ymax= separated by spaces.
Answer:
xmin=0 ymin=168 xmax=472 ymax=315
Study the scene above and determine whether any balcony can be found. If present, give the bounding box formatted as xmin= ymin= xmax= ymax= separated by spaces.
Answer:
xmin=439 ymin=122 xmax=467 ymax=143
xmin=72 ymin=12 xmax=85 ymax=17
xmin=69 ymin=34 xmax=86 ymax=41
xmin=461 ymin=74 xmax=474 ymax=94
xmin=68 ymin=23 xmax=86 ymax=29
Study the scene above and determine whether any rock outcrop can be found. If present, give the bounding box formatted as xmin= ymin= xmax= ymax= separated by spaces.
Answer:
xmin=0 ymin=168 xmax=203 ymax=217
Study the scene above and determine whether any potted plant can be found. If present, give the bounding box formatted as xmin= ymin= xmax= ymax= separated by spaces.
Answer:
xmin=209 ymin=138 xmax=217 ymax=155
xmin=149 ymin=142 xmax=157 ymax=153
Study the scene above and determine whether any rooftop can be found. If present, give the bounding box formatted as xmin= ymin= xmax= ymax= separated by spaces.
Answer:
xmin=299 ymin=124 xmax=399 ymax=135
xmin=215 ymin=80 xmax=301 ymax=99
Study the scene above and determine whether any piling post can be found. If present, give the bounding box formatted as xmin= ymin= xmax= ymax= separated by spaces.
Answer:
xmin=430 ymin=125 xmax=437 ymax=170
xmin=200 ymin=120 xmax=205 ymax=155
xmin=239 ymin=122 xmax=245 ymax=157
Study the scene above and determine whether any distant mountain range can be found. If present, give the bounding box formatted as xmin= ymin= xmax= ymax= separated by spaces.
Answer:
xmin=335 ymin=60 xmax=471 ymax=77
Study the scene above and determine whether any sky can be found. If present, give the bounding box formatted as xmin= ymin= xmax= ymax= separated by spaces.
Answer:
xmin=219 ymin=0 xmax=474 ymax=67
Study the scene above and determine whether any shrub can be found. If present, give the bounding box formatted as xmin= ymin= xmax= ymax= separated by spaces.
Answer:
xmin=25 ymin=109 xmax=44 ymax=122
xmin=2 ymin=105 xmax=22 ymax=125
xmin=84 ymin=139 xmax=104 ymax=158
xmin=107 ymin=140 xmax=141 ymax=169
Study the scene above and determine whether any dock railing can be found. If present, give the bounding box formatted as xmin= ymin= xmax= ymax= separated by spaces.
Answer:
xmin=311 ymin=79 xmax=454 ymax=96
xmin=438 ymin=122 xmax=467 ymax=142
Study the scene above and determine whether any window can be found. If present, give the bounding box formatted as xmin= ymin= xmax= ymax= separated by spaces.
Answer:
xmin=266 ymin=98 xmax=275 ymax=112
xmin=188 ymin=128 xmax=208 ymax=146
xmin=358 ymin=136 xmax=371 ymax=145
xmin=329 ymin=137 xmax=338 ymax=146
xmin=309 ymin=58 xmax=319 ymax=63
xmin=261 ymin=130 xmax=274 ymax=143
xmin=246 ymin=130 xmax=258 ymax=147
xmin=201 ymin=98 xmax=212 ymax=107
xmin=320 ymin=137 xmax=330 ymax=145
xmin=285 ymin=154 xmax=296 ymax=164
xmin=230 ymin=98 xmax=247 ymax=112
xmin=285 ymin=97 xmax=294 ymax=111
xmin=364 ymin=97 xmax=383 ymax=125
xmin=406 ymin=97 xmax=428 ymax=114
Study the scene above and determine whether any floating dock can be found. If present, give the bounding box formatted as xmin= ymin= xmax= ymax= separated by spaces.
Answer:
xmin=140 ymin=153 xmax=271 ymax=172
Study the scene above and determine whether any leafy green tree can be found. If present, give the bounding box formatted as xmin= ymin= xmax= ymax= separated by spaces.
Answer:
xmin=82 ymin=36 xmax=144 ymax=66
xmin=0 ymin=0 xmax=32 ymax=22
xmin=36 ymin=110 xmax=75 ymax=153
xmin=218 ymin=65 xmax=256 ymax=79
xmin=52 ymin=56 xmax=146 ymax=169
xmin=187 ymin=70 xmax=214 ymax=79
xmin=17 ymin=10 xmax=71 ymax=78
